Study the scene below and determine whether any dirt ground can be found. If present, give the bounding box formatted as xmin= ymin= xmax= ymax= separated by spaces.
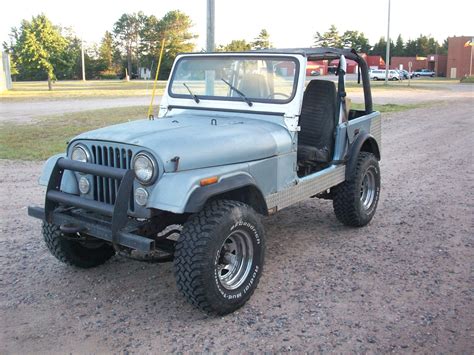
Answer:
xmin=0 ymin=92 xmax=473 ymax=353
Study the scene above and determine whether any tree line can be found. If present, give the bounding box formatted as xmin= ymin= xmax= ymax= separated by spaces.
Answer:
xmin=314 ymin=25 xmax=448 ymax=60
xmin=3 ymin=15 xmax=448 ymax=89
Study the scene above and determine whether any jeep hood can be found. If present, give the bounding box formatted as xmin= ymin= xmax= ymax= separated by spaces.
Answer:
xmin=72 ymin=113 xmax=292 ymax=172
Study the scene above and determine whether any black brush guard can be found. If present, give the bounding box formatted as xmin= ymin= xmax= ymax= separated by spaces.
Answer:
xmin=28 ymin=158 xmax=155 ymax=252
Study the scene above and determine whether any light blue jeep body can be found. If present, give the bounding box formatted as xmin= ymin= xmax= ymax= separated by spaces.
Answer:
xmin=38 ymin=48 xmax=381 ymax=223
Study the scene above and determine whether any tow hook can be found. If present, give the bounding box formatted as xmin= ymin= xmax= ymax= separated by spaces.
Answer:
xmin=60 ymin=223 xmax=86 ymax=234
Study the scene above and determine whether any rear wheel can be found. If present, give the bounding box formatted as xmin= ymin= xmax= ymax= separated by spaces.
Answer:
xmin=174 ymin=200 xmax=265 ymax=315
xmin=42 ymin=222 xmax=115 ymax=268
xmin=332 ymin=152 xmax=381 ymax=227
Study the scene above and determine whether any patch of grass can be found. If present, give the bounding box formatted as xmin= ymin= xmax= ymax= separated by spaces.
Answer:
xmin=0 ymin=80 xmax=166 ymax=101
xmin=460 ymin=76 xmax=474 ymax=83
xmin=351 ymin=102 xmax=429 ymax=113
xmin=346 ymin=81 xmax=443 ymax=91
xmin=0 ymin=106 xmax=148 ymax=160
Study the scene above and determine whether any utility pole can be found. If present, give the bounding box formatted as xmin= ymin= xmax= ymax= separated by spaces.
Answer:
xmin=81 ymin=39 xmax=86 ymax=81
xmin=205 ymin=0 xmax=215 ymax=95
xmin=470 ymin=38 xmax=473 ymax=76
xmin=206 ymin=0 xmax=215 ymax=52
xmin=384 ymin=0 xmax=391 ymax=85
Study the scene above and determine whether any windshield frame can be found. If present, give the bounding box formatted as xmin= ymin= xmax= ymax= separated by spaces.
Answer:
xmin=167 ymin=54 xmax=300 ymax=105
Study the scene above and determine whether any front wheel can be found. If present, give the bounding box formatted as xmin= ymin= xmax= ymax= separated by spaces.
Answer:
xmin=332 ymin=152 xmax=381 ymax=227
xmin=174 ymin=200 xmax=265 ymax=315
xmin=42 ymin=222 xmax=115 ymax=268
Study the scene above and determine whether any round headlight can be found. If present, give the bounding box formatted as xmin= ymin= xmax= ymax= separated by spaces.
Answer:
xmin=71 ymin=145 xmax=90 ymax=163
xmin=135 ymin=187 xmax=149 ymax=206
xmin=133 ymin=152 xmax=157 ymax=184
xmin=79 ymin=176 xmax=90 ymax=194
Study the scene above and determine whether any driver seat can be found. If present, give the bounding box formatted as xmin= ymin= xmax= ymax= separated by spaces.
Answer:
xmin=237 ymin=74 xmax=270 ymax=98
xmin=297 ymin=80 xmax=337 ymax=171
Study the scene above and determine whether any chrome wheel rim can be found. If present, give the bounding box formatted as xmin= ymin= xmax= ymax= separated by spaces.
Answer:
xmin=360 ymin=168 xmax=376 ymax=210
xmin=217 ymin=230 xmax=254 ymax=290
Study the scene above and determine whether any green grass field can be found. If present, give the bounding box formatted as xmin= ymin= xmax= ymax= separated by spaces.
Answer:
xmin=0 ymin=80 xmax=167 ymax=101
xmin=1 ymin=76 xmax=456 ymax=101
xmin=0 ymin=102 xmax=427 ymax=161
xmin=0 ymin=106 xmax=148 ymax=160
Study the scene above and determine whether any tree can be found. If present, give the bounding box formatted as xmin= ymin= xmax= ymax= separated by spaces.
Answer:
xmin=392 ymin=34 xmax=405 ymax=57
xmin=113 ymin=12 xmax=147 ymax=79
xmin=97 ymin=31 xmax=121 ymax=77
xmin=217 ymin=40 xmax=251 ymax=52
xmin=439 ymin=38 xmax=448 ymax=55
xmin=370 ymin=37 xmax=394 ymax=62
xmin=404 ymin=39 xmax=418 ymax=56
xmin=56 ymin=28 xmax=82 ymax=80
xmin=9 ymin=14 xmax=68 ymax=89
xmin=341 ymin=30 xmax=370 ymax=52
xmin=141 ymin=10 xmax=196 ymax=79
xmin=403 ymin=35 xmax=441 ymax=57
xmin=252 ymin=29 xmax=272 ymax=50
xmin=371 ymin=37 xmax=386 ymax=57
xmin=313 ymin=25 xmax=343 ymax=48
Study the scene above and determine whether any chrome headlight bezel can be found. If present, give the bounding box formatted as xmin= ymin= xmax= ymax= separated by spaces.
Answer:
xmin=132 ymin=151 xmax=158 ymax=185
xmin=71 ymin=144 xmax=91 ymax=163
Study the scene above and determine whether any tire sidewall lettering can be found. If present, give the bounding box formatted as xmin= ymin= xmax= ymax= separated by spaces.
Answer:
xmin=213 ymin=220 xmax=262 ymax=301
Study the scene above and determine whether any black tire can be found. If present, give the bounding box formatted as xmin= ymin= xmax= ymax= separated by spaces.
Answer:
xmin=42 ymin=222 xmax=115 ymax=268
xmin=332 ymin=152 xmax=381 ymax=227
xmin=174 ymin=200 xmax=265 ymax=315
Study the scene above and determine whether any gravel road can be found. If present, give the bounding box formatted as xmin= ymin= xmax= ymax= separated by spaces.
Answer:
xmin=0 ymin=96 xmax=152 ymax=123
xmin=0 ymin=97 xmax=473 ymax=353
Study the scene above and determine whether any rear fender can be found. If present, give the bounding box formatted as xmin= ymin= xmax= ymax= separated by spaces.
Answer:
xmin=345 ymin=132 xmax=380 ymax=181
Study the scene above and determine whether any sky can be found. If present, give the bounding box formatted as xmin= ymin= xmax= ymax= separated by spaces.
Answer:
xmin=1 ymin=0 xmax=473 ymax=49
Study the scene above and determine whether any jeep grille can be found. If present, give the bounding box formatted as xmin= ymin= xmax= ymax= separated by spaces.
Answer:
xmin=91 ymin=144 xmax=134 ymax=211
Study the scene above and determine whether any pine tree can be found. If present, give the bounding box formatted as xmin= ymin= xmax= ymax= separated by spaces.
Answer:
xmin=252 ymin=29 xmax=272 ymax=50
xmin=313 ymin=25 xmax=342 ymax=48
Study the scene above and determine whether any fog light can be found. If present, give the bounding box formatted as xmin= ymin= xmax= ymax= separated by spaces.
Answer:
xmin=79 ymin=176 xmax=90 ymax=194
xmin=135 ymin=187 xmax=149 ymax=206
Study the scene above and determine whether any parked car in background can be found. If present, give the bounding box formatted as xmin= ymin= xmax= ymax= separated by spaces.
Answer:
xmin=370 ymin=69 xmax=400 ymax=81
xmin=397 ymin=69 xmax=411 ymax=79
xmin=413 ymin=69 xmax=435 ymax=77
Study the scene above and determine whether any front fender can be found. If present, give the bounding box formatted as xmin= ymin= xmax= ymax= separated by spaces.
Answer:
xmin=39 ymin=154 xmax=78 ymax=194
xmin=147 ymin=163 xmax=253 ymax=214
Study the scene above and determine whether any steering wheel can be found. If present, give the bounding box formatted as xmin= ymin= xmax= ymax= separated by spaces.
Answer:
xmin=266 ymin=92 xmax=290 ymax=99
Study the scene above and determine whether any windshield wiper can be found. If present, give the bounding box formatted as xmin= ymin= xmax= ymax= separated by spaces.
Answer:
xmin=182 ymin=83 xmax=200 ymax=103
xmin=221 ymin=78 xmax=253 ymax=107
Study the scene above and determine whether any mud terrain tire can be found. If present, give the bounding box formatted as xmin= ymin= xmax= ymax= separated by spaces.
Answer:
xmin=174 ymin=200 xmax=265 ymax=315
xmin=333 ymin=152 xmax=381 ymax=227
xmin=43 ymin=222 xmax=115 ymax=268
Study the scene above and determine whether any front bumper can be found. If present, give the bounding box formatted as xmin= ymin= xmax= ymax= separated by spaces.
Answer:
xmin=28 ymin=158 xmax=155 ymax=252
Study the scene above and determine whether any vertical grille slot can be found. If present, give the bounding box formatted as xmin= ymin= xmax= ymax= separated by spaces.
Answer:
xmin=91 ymin=144 xmax=134 ymax=211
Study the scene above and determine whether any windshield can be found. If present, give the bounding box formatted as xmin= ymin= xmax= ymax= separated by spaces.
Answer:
xmin=169 ymin=56 xmax=299 ymax=104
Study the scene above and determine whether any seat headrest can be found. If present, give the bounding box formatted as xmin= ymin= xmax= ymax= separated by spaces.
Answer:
xmin=238 ymin=74 xmax=270 ymax=98
xmin=304 ymin=79 xmax=337 ymax=96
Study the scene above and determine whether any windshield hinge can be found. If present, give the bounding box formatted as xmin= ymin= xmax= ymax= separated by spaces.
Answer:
xmin=158 ymin=105 xmax=169 ymax=118
xmin=284 ymin=114 xmax=300 ymax=132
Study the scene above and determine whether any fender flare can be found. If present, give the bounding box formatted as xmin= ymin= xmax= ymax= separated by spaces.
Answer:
xmin=39 ymin=153 xmax=78 ymax=194
xmin=345 ymin=132 xmax=380 ymax=181
xmin=183 ymin=174 xmax=267 ymax=214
